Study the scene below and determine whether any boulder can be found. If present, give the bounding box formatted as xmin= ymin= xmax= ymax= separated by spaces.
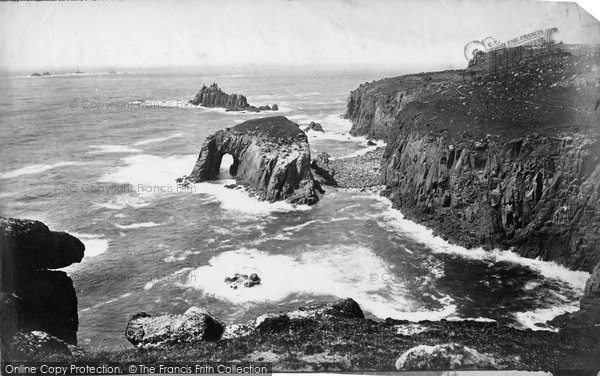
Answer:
xmin=395 ymin=343 xmax=496 ymax=371
xmin=125 ymin=307 xmax=225 ymax=348
xmin=304 ymin=121 xmax=324 ymax=132
xmin=254 ymin=298 xmax=364 ymax=333
xmin=272 ymin=104 xmax=279 ymax=111
xmin=188 ymin=116 xmax=319 ymax=205
xmin=224 ymin=273 xmax=261 ymax=289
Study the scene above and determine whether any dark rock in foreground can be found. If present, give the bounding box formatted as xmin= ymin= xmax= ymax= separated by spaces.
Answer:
xmin=186 ymin=116 xmax=319 ymax=205
xmin=1 ymin=217 xmax=84 ymax=347
xmin=189 ymin=83 xmax=278 ymax=112
xmin=125 ymin=307 xmax=225 ymax=349
xmin=0 ymin=217 xmax=84 ymax=272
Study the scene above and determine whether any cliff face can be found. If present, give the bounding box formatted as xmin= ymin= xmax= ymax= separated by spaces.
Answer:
xmin=345 ymin=46 xmax=600 ymax=273
xmin=0 ymin=218 xmax=84 ymax=346
xmin=187 ymin=116 xmax=319 ymax=205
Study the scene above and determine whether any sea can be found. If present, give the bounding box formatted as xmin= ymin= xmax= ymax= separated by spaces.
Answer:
xmin=0 ymin=70 xmax=590 ymax=350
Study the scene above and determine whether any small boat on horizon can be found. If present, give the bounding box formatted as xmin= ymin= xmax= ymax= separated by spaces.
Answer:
xmin=74 ymin=66 xmax=84 ymax=74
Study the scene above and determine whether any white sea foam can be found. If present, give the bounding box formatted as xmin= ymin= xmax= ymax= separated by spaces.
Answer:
xmin=95 ymin=195 xmax=151 ymax=210
xmin=133 ymin=133 xmax=183 ymax=146
xmin=182 ymin=246 xmax=457 ymax=320
xmin=368 ymin=195 xmax=590 ymax=329
xmin=288 ymin=113 xmax=386 ymax=158
xmin=372 ymin=197 xmax=590 ymax=291
xmin=88 ymin=145 xmax=141 ymax=154
xmin=70 ymin=233 xmax=109 ymax=257
xmin=0 ymin=161 xmax=84 ymax=179
xmin=192 ymin=179 xmax=312 ymax=215
xmin=115 ymin=222 xmax=161 ymax=230
xmin=281 ymin=220 xmax=322 ymax=232
xmin=84 ymin=292 xmax=132 ymax=311
xmin=99 ymin=154 xmax=196 ymax=191
xmin=514 ymin=304 xmax=578 ymax=331
xmin=144 ymin=267 xmax=193 ymax=290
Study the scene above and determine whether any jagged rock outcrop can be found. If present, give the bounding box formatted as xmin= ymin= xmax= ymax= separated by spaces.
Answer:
xmin=125 ymin=307 xmax=225 ymax=348
xmin=224 ymin=273 xmax=261 ymax=289
xmin=304 ymin=121 xmax=324 ymax=132
xmin=189 ymin=83 xmax=278 ymax=112
xmin=0 ymin=218 xmax=84 ymax=347
xmin=345 ymin=45 xmax=600 ymax=273
xmin=186 ymin=116 xmax=319 ymax=205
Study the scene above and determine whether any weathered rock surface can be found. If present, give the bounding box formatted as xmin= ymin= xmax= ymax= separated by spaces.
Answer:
xmin=304 ymin=121 xmax=324 ymax=132
xmin=345 ymin=46 xmax=600 ymax=273
xmin=224 ymin=273 xmax=261 ymax=289
xmin=125 ymin=307 xmax=225 ymax=348
xmin=9 ymin=331 xmax=73 ymax=357
xmin=254 ymin=298 xmax=365 ymax=333
xmin=395 ymin=343 xmax=497 ymax=370
xmin=186 ymin=116 xmax=319 ymax=205
xmin=189 ymin=83 xmax=278 ymax=112
xmin=0 ymin=217 xmax=84 ymax=272
xmin=1 ymin=217 xmax=84 ymax=346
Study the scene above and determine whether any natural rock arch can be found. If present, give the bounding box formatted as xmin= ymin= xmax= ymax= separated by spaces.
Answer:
xmin=188 ymin=116 xmax=319 ymax=205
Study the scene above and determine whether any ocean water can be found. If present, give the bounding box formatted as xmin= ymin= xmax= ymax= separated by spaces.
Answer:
xmin=0 ymin=71 xmax=589 ymax=349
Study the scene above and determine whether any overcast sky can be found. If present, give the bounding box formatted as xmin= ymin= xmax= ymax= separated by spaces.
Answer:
xmin=0 ymin=0 xmax=598 ymax=74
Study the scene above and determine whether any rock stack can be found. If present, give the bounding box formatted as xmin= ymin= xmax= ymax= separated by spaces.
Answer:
xmin=186 ymin=116 xmax=319 ymax=205
xmin=189 ymin=83 xmax=278 ymax=112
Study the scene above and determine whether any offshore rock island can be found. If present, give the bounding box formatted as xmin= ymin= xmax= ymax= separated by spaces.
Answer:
xmin=184 ymin=116 xmax=319 ymax=205
xmin=189 ymin=83 xmax=279 ymax=112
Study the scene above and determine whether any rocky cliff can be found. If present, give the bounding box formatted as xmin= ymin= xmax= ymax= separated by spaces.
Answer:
xmin=186 ymin=116 xmax=319 ymax=205
xmin=1 ymin=217 xmax=84 ymax=349
xmin=345 ymin=45 xmax=600 ymax=323
xmin=189 ymin=83 xmax=278 ymax=112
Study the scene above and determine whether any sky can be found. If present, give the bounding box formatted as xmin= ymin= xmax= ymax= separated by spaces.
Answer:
xmin=0 ymin=0 xmax=598 ymax=74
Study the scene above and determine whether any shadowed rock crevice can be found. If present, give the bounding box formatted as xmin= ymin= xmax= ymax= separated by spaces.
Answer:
xmin=187 ymin=116 xmax=319 ymax=205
